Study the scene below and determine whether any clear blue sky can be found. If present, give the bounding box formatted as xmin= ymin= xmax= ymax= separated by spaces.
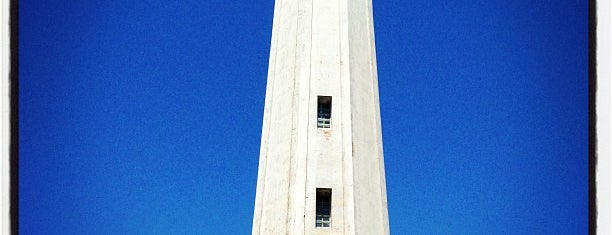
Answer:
xmin=20 ymin=0 xmax=588 ymax=234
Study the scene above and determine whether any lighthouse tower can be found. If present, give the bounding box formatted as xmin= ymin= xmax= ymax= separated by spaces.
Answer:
xmin=252 ymin=0 xmax=389 ymax=234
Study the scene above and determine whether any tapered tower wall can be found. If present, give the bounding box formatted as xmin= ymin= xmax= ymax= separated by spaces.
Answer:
xmin=347 ymin=0 xmax=390 ymax=233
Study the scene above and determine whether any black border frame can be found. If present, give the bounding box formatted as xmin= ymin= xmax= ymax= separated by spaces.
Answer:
xmin=8 ymin=0 xmax=599 ymax=234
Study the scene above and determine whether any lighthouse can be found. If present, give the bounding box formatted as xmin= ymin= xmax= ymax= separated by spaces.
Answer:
xmin=252 ymin=0 xmax=389 ymax=234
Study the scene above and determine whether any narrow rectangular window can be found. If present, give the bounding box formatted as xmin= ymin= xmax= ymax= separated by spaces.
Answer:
xmin=315 ymin=188 xmax=332 ymax=228
xmin=317 ymin=96 xmax=332 ymax=129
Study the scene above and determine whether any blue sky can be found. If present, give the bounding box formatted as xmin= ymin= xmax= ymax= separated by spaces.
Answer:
xmin=20 ymin=0 xmax=588 ymax=234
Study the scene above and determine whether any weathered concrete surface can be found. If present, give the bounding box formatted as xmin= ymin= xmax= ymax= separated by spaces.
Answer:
xmin=252 ymin=0 xmax=389 ymax=234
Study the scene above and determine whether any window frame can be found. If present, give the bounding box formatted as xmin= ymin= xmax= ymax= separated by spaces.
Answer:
xmin=315 ymin=188 xmax=332 ymax=228
xmin=317 ymin=96 xmax=332 ymax=129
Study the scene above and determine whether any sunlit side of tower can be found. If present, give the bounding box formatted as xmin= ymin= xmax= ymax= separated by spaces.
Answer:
xmin=252 ymin=0 xmax=389 ymax=234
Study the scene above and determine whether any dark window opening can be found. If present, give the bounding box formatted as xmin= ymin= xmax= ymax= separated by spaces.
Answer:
xmin=316 ymin=188 xmax=332 ymax=228
xmin=317 ymin=96 xmax=332 ymax=129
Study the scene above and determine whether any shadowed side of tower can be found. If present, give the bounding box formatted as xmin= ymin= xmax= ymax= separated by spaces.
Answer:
xmin=252 ymin=0 xmax=389 ymax=234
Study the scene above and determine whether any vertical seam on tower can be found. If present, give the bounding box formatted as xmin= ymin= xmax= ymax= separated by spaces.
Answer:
xmin=366 ymin=0 xmax=376 ymax=229
xmin=337 ymin=0 xmax=345 ymax=233
xmin=258 ymin=0 xmax=283 ymax=233
xmin=303 ymin=0 xmax=314 ymax=233
xmin=342 ymin=1 xmax=356 ymax=233
xmin=285 ymin=0 xmax=301 ymax=232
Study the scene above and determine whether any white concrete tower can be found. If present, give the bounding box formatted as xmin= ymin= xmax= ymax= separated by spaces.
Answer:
xmin=252 ymin=0 xmax=389 ymax=234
